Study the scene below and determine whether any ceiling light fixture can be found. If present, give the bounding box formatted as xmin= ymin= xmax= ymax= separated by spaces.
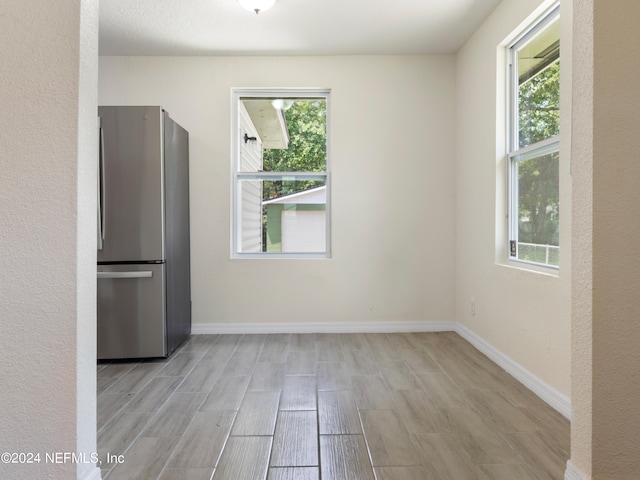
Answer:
xmin=238 ymin=0 xmax=276 ymax=14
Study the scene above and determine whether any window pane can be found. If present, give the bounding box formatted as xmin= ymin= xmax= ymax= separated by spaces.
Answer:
xmin=516 ymin=16 xmax=560 ymax=148
xmin=516 ymin=150 xmax=559 ymax=266
xmin=238 ymin=178 xmax=327 ymax=253
xmin=239 ymin=97 xmax=327 ymax=172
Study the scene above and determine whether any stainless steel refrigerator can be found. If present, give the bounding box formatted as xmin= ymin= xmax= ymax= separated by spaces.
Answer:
xmin=97 ymin=106 xmax=191 ymax=359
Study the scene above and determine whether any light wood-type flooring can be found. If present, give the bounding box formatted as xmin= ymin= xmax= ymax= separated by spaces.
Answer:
xmin=97 ymin=332 xmax=569 ymax=480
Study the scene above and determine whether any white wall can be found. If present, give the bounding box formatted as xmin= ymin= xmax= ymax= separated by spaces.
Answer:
xmin=99 ymin=55 xmax=457 ymax=328
xmin=455 ymin=0 xmax=571 ymax=400
xmin=0 ymin=1 xmax=99 ymax=479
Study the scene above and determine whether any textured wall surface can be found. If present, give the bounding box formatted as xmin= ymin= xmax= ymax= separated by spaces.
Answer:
xmin=0 ymin=1 xmax=99 ymax=479
xmin=99 ymin=55 xmax=457 ymax=327
xmin=591 ymin=0 xmax=640 ymax=476
xmin=454 ymin=0 xmax=571 ymax=399
xmin=76 ymin=1 xmax=100 ymax=479
xmin=571 ymin=0 xmax=640 ymax=477
xmin=571 ymin=0 xmax=593 ymax=476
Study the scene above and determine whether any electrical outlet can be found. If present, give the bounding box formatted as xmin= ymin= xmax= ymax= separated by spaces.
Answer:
xmin=470 ymin=298 xmax=476 ymax=316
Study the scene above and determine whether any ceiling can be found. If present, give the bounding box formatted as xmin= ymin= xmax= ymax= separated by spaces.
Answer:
xmin=99 ymin=0 xmax=502 ymax=56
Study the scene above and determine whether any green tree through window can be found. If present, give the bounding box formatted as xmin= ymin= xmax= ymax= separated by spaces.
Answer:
xmin=262 ymin=99 xmax=327 ymax=200
xmin=517 ymin=62 xmax=560 ymax=251
xmin=508 ymin=6 xmax=560 ymax=267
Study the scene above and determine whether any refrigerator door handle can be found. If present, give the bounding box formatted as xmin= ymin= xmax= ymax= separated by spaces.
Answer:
xmin=97 ymin=271 xmax=154 ymax=279
xmin=97 ymin=121 xmax=106 ymax=250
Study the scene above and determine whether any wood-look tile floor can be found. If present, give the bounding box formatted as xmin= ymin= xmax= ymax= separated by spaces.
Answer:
xmin=97 ymin=332 xmax=569 ymax=480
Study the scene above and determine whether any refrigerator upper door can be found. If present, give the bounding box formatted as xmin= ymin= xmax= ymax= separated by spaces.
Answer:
xmin=97 ymin=106 xmax=165 ymax=262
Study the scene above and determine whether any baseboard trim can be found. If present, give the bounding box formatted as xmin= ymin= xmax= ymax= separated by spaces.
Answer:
xmin=191 ymin=321 xmax=455 ymax=335
xmin=565 ymin=460 xmax=589 ymax=480
xmin=455 ymin=323 xmax=572 ymax=420
xmin=191 ymin=320 xmax=572 ymax=420
xmin=79 ymin=465 xmax=103 ymax=480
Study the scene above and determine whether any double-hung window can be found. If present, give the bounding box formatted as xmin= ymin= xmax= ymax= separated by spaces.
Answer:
xmin=232 ymin=89 xmax=330 ymax=258
xmin=507 ymin=5 xmax=560 ymax=268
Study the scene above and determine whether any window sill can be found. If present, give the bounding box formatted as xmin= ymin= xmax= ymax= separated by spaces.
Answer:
xmin=231 ymin=252 xmax=330 ymax=260
xmin=496 ymin=258 xmax=560 ymax=278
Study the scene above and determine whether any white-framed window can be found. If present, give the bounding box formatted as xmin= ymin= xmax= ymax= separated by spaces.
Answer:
xmin=231 ymin=89 xmax=330 ymax=258
xmin=507 ymin=5 xmax=560 ymax=268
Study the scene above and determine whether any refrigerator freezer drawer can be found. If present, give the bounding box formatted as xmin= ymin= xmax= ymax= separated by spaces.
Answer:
xmin=97 ymin=264 xmax=167 ymax=359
